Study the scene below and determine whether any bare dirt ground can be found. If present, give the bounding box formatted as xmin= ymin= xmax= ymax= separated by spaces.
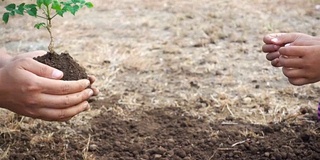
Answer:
xmin=1 ymin=0 xmax=320 ymax=159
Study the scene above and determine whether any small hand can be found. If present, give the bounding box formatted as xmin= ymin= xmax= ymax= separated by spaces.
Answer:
xmin=278 ymin=45 xmax=320 ymax=85
xmin=262 ymin=33 xmax=315 ymax=67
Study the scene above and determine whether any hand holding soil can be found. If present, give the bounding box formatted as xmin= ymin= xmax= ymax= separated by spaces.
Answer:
xmin=0 ymin=50 xmax=98 ymax=121
xmin=0 ymin=0 xmax=98 ymax=121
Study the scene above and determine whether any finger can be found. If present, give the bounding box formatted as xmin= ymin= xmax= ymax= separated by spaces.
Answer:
xmin=39 ymin=101 xmax=89 ymax=121
xmin=90 ymin=87 xmax=99 ymax=96
xmin=282 ymin=67 xmax=304 ymax=79
xmin=266 ymin=33 xmax=310 ymax=45
xmin=262 ymin=44 xmax=281 ymax=53
xmin=271 ymin=58 xmax=282 ymax=67
xmin=88 ymin=75 xmax=96 ymax=84
xmin=263 ymin=33 xmax=287 ymax=44
xmin=279 ymin=46 xmax=305 ymax=57
xmin=88 ymin=75 xmax=99 ymax=96
xmin=39 ymin=88 xmax=93 ymax=109
xmin=39 ymin=78 xmax=90 ymax=95
xmin=266 ymin=52 xmax=280 ymax=61
xmin=287 ymin=78 xmax=309 ymax=86
xmin=18 ymin=58 xmax=63 ymax=79
xmin=57 ymin=103 xmax=92 ymax=122
xmin=279 ymin=56 xmax=303 ymax=68
xmin=290 ymin=39 xmax=320 ymax=47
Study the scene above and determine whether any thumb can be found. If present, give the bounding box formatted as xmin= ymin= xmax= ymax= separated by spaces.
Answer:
xmin=267 ymin=33 xmax=309 ymax=46
xmin=20 ymin=58 xmax=64 ymax=79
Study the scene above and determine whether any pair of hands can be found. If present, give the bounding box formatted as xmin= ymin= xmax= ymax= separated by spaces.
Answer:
xmin=0 ymin=50 xmax=99 ymax=121
xmin=262 ymin=33 xmax=320 ymax=86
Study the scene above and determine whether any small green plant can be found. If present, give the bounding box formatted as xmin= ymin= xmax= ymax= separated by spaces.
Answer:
xmin=2 ymin=0 xmax=93 ymax=53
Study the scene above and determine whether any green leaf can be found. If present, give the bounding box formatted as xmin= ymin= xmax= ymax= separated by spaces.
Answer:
xmin=5 ymin=4 xmax=16 ymax=11
xmin=71 ymin=0 xmax=80 ymax=3
xmin=25 ymin=4 xmax=37 ymax=10
xmin=9 ymin=11 xmax=15 ymax=16
xmin=27 ymin=7 xmax=37 ymax=17
xmin=2 ymin=12 xmax=9 ymax=23
xmin=85 ymin=2 xmax=93 ymax=8
xmin=56 ymin=9 xmax=66 ymax=16
xmin=43 ymin=0 xmax=52 ymax=6
xmin=36 ymin=0 xmax=44 ymax=8
xmin=16 ymin=3 xmax=26 ymax=15
xmin=51 ymin=0 xmax=61 ymax=10
xmin=61 ymin=1 xmax=72 ymax=6
xmin=34 ymin=22 xmax=46 ymax=29
xmin=62 ymin=4 xmax=72 ymax=13
xmin=70 ymin=5 xmax=79 ymax=15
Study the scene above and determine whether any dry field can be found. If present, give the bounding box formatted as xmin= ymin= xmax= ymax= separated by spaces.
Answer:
xmin=1 ymin=0 xmax=320 ymax=159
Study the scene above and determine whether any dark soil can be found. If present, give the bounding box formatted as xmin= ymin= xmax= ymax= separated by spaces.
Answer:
xmin=34 ymin=52 xmax=88 ymax=80
xmin=89 ymin=100 xmax=320 ymax=160
xmin=1 ymin=98 xmax=320 ymax=160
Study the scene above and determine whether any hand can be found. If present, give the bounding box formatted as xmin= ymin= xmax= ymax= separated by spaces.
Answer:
xmin=262 ymin=33 xmax=316 ymax=67
xmin=7 ymin=50 xmax=99 ymax=96
xmin=0 ymin=50 xmax=97 ymax=121
xmin=278 ymin=45 xmax=320 ymax=85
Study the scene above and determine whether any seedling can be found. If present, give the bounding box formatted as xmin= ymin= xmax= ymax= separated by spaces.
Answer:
xmin=2 ymin=0 xmax=93 ymax=53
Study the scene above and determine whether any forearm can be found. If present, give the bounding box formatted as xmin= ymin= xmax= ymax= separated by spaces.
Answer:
xmin=0 ymin=49 xmax=12 ymax=68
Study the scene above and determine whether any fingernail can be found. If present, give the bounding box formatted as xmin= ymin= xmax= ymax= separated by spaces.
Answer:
xmin=84 ymin=102 xmax=90 ymax=110
xmin=52 ymin=69 xmax=63 ymax=79
xmin=271 ymin=38 xmax=278 ymax=43
xmin=285 ymin=43 xmax=291 ymax=47
xmin=88 ymin=89 xmax=94 ymax=96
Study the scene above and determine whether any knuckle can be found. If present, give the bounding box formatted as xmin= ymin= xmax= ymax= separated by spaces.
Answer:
xmin=63 ymin=95 xmax=71 ymax=106
xmin=16 ymin=58 xmax=32 ymax=66
xmin=39 ymin=65 xmax=49 ymax=76
xmin=24 ymin=96 xmax=38 ymax=106
xmin=21 ymin=80 xmax=41 ymax=93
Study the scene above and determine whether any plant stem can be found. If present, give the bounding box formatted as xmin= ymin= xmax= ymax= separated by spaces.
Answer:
xmin=46 ymin=20 xmax=55 ymax=53
xmin=45 ymin=5 xmax=55 ymax=54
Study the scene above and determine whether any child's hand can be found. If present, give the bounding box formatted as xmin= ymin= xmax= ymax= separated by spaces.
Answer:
xmin=262 ymin=33 xmax=314 ymax=67
xmin=278 ymin=45 xmax=320 ymax=86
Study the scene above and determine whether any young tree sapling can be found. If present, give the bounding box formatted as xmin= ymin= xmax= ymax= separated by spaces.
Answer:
xmin=3 ymin=0 xmax=93 ymax=53
xmin=2 ymin=0 xmax=94 ymax=80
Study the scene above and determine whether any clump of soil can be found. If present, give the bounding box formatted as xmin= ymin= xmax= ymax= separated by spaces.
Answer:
xmin=34 ymin=52 xmax=88 ymax=80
